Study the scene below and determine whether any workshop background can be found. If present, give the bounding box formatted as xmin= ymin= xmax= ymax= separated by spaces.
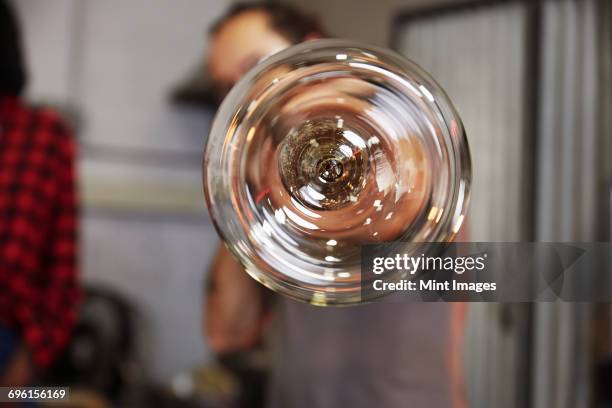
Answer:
xmin=8 ymin=0 xmax=612 ymax=407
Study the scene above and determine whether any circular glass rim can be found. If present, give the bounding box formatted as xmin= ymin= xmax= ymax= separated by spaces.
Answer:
xmin=204 ymin=39 xmax=472 ymax=306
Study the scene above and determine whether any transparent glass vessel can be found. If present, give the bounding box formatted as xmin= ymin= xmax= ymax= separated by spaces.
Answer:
xmin=204 ymin=40 xmax=471 ymax=305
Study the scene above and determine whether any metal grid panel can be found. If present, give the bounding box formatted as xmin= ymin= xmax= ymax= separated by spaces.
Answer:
xmin=394 ymin=4 xmax=529 ymax=407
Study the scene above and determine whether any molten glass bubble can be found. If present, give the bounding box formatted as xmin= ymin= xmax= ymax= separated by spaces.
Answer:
xmin=204 ymin=40 xmax=471 ymax=305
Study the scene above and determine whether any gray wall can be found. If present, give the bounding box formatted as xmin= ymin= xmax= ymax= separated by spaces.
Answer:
xmin=280 ymin=0 xmax=470 ymax=46
xmin=12 ymin=0 xmax=228 ymax=381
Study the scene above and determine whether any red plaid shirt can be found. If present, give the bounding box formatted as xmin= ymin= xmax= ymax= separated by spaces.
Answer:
xmin=0 ymin=95 xmax=79 ymax=370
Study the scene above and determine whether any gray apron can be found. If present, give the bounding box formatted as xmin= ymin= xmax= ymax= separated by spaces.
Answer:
xmin=267 ymin=297 xmax=453 ymax=408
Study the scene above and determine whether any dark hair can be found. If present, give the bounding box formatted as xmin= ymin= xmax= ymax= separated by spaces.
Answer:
xmin=210 ymin=2 xmax=326 ymax=44
xmin=0 ymin=0 xmax=27 ymax=96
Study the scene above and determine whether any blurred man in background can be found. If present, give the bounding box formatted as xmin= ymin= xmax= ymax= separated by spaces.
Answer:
xmin=203 ymin=3 xmax=466 ymax=408
xmin=0 ymin=0 xmax=79 ymax=386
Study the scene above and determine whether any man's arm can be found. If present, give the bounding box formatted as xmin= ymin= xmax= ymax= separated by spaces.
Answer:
xmin=204 ymin=245 xmax=271 ymax=354
xmin=451 ymin=302 xmax=468 ymax=408
xmin=451 ymin=221 xmax=470 ymax=408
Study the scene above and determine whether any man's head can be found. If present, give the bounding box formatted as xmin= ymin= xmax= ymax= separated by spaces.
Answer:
xmin=0 ymin=0 xmax=27 ymax=96
xmin=207 ymin=3 xmax=325 ymax=100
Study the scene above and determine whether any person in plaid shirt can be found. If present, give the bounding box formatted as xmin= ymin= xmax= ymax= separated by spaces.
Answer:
xmin=0 ymin=0 xmax=79 ymax=385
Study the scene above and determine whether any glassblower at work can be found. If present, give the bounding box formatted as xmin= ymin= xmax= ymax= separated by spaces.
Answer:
xmin=196 ymin=3 xmax=469 ymax=408
xmin=0 ymin=0 xmax=80 ymax=387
